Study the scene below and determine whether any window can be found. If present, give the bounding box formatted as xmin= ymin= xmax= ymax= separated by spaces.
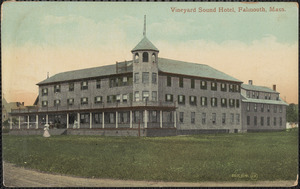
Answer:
xmin=254 ymin=104 xmax=257 ymax=112
xmin=200 ymin=81 xmax=207 ymax=89
xmin=222 ymin=113 xmax=226 ymax=124
xmin=211 ymin=98 xmax=217 ymax=107
xmin=229 ymin=84 xmax=234 ymax=92
xmin=191 ymin=112 xmax=195 ymax=124
xmin=178 ymin=95 xmax=185 ymax=105
xmin=142 ymin=72 xmax=149 ymax=84
xmin=179 ymin=112 xmax=184 ymax=123
xmin=265 ymin=94 xmax=268 ymax=99
xmin=236 ymin=114 xmax=240 ymax=124
xmin=274 ymin=117 xmax=277 ymax=126
xmin=96 ymin=79 xmax=101 ymax=89
xmin=69 ymin=83 xmax=74 ymax=91
xmin=134 ymin=73 xmax=139 ymax=84
xmin=221 ymin=83 xmax=227 ymax=92
xmin=235 ymin=85 xmax=240 ymax=92
xmin=252 ymin=91 xmax=255 ymax=98
xmin=279 ymin=106 xmax=282 ymax=113
xmin=191 ymin=79 xmax=195 ymax=89
xmin=267 ymin=105 xmax=270 ymax=112
xmin=236 ymin=99 xmax=240 ymax=108
xmin=189 ymin=96 xmax=197 ymax=105
xmin=165 ymin=94 xmax=173 ymax=102
xmin=109 ymin=78 xmax=115 ymax=88
xmin=247 ymin=91 xmax=250 ymax=98
xmin=122 ymin=77 xmax=128 ymax=85
xmin=142 ymin=91 xmax=149 ymax=101
xmin=134 ymin=111 xmax=140 ymax=123
xmin=134 ymin=92 xmax=140 ymax=102
xmin=279 ymin=117 xmax=282 ymax=126
xmin=267 ymin=117 xmax=270 ymax=126
xmin=268 ymin=93 xmax=271 ymax=100
xmin=80 ymin=113 xmax=89 ymax=124
xmin=142 ymin=52 xmax=148 ymax=62
xmin=107 ymin=95 xmax=116 ymax=103
xmin=254 ymin=116 xmax=257 ymax=126
xmin=247 ymin=116 xmax=250 ymax=125
xmin=202 ymin=113 xmax=206 ymax=124
xmin=54 ymin=85 xmax=61 ymax=93
xmin=42 ymin=88 xmax=48 ymax=96
xmin=247 ymin=103 xmax=250 ymax=111
xmin=151 ymin=53 xmax=156 ymax=63
xmin=256 ymin=92 xmax=259 ymax=99
xmin=261 ymin=117 xmax=264 ymax=126
xmin=229 ymin=99 xmax=235 ymax=107
xmin=42 ymin=101 xmax=48 ymax=107
xmin=274 ymin=105 xmax=277 ymax=113
xmin=116 ymin=94 xmax=121 ymax=103
xmin=261 ymin=104 xmax=264 ymax=112
xmin=212 ymin=113 xmax=216 ymax=124
xmin=81 ymin=97 xmax=88 ymax=105
xmin=81 ymin=81 xmax=88 ymax=90
xmin=54 ymin=99 xmax=61 ymax=106
xmin=211 ymin=82 xmax=217 ymax=91
xmin=67 ymin=98 xmax=74 ymax=105
xmin=134 ymin=53 xmax=139 ymax=63
xmin=221 ymin=98 xmax=227 ymax=107
xmin=94 ymin=113 xmax=102 ymax=124
xmin=151 ymin=111 xmax=157 ymax=123
xmin=152 ymin=91 xmax=157 ymax=101
xmin=152 ymin=73 xmax=157 ymax=84
xmin=94 ymin=96 xmax=102 ymax=104
xmin=201 ymin=97 xmax=207 ymax=106
xmin=231 ymin=113 xmax=234 ymax=124
xmin=167 ymin=76 xmax=172 ymax=86
xmin=123 ymin=94 xmax=128 ymax=103
xmin=118 ymin=112 xmax=129 ymax=123
xmin=179 ymin=77 xmax=184 ymax=88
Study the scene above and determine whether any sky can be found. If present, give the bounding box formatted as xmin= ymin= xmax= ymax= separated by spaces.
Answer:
xmin=2 ymin=2 xmax=298 ymax=105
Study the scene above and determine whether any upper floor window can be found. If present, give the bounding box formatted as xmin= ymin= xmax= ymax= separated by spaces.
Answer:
xmin=261 ymin=104 xmax=264 ymax=112
xmin=134 ymin=92 xmax=140 ymax=102
xmin=134 ymin=53 xmax=139 ymax=63
xmin=189 ymin=96 xmax=197 ymax=105
xmin=107 ymin=95 xmax=116 ymax=103
xmin=211 ymin=97 xmax=218 ymax=107
xmin=229 ymin=84 xmax=234 ymax=92
xmin=142 ymin=91 xmax=149 ymax=101
xmin=116 ymin=94 xmax=121 ymax=102
xmin=54 ymin=99 xmax=61 ymax=106
xmin=247 ymin=91 xmax=250 ymax=98
xmin=54 ymin=85 xmax=61 ymax=93
xmin=268 ymin=93 xmax=271 ymax=100
xmin=221 ymin=98 xmax=227 ymax=107
xmin=81 ymin=81 xmax=88 ymax=90
xmin=256 ymin=92 xmax=259 ymax=99
xmin=178 ymin=95 xmax=185 ymax=105
xmin=96 ymin=79 xmax=101 ymax=89
xmin=179 ymin=77 xmax=184 ymax=88
xmin=279 ymin=106 xmax=282 ymax=113
xmin=134 ymin=73 xmax=139 ymax=84
xmin=247 ymin=103 xmax=250 ymax=111
xmin=191 ymin=79 xmax=195 ymax=89
xmin=235 ymin=85 xmax=240 ymax=92
xmin=167 ymin=76 xmax=172 ymax=87
xmin=221 ymin=83 xmax=227 ymax=92
xmin=254 ymin=103 xmax=257 ymax=112
xmin=152 ymin=73 xmax=157 ymax=84
xmin=81 ymin=97 xmax=88 ymax=105
xmin=201 ymin=97 xmax=208 ymax=106
xmin=211 ymin=82 xmax=217 ymax=91
xmin=69 ymin=83 xmax=74 ymax=91
xmin=67 ymin=98 xmax=74 ymax=105
xmin=95 ymin=96 xmax=102 ymax=104
xmin=152 ymin=91 xmax=157 ymax=101
xmin=236 ymin=99 xmax=240 ymax=108
xmin=42 ymin=88 xmax=48 ymax=96
xmin=201 ymin=81 xmax=207 ymax=90
xmin=151 ymin=53 xmax=156 ymax=63
xmin=252 ymin=91 xmax=255 ymax=98
xmin=165 ymin=94 xmax=173 ymax=102
xmin=274 ymin=105 xmax=277 ymax=113
xmin=123 ymin=94 xmax=128 ymax=103
xmin=122 ymin=77 xmax=128 ymax=85
xmin=142 ymin=52 xmax=148 ymax=62
xmin=142 ymin=72 xmax=149 ymax=84
xmin=229 ymin=99 xmax=235 ymax=107
xmin=267 ymin=105 xmax=270 ymax=112
xmin=42 ymin=101 xmax=48 ymax=107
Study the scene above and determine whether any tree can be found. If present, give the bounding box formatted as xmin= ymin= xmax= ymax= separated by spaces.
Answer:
xmin=286 ymin=103 xmax=298 ymax=123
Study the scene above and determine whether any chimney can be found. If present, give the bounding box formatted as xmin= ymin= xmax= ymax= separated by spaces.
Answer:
xmin=273 ymin=84 xmax=276 ymax=91
xmin=47 ymin=72 xmax=49 ymax=79
xmin=248 ymin=80 xmax=253 ymax=85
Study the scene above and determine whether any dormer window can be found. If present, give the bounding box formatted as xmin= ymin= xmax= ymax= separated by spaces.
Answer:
xmin=134 ymin=53 xmax=139 ymax=63
xmin=142 ymin=52 xmax=148 ymax=62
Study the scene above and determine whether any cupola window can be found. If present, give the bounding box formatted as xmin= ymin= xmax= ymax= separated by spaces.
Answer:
xmin=151 ymin=53 xmax=156 ymax=63
xmin=142 ymin=52 xmax=149 ymax=62
xmin=134 ymin=53 xmax=139 ymax=63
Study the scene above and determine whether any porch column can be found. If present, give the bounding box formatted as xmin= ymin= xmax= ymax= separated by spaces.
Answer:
xmin=46 ymin=114 xmax=48 ymax=124
xmin=102 ymin=112 xmax=104 ymax=129
xmin=130 ymin=110 xmax=133 ymax=128
xmin=66 ymin=113 xmax=69 ymax=129
xmin=36 ymin=115 xmax=38 ymax=129
xmin=144 ymin=110 xmax=147 ymax=128
xmin=160 ymin=110 xmax=163 ymax=128
xmin=174 ymin=111 xmax=177 ymax=128
xmin=116 ymin=111 xmax=118 ymax=128
xmin=90 ymin=112 xmax=92 ymax=129
xmin=9 ymin=117 xmax=12 ymax=129
xmin=27 ymin=116 xmax=30 ymax=129
xmin=18 ymin=116 xmax=21 ymax=129
xmin=77 ymin=113 xmax=80 ymax=129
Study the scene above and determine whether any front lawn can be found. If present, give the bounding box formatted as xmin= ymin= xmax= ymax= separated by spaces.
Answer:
xmin=2 ymin=129 xmax=298 ymax=182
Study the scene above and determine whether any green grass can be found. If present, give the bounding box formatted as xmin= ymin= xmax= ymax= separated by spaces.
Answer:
xmin=2 ymin=129 xmax=298 ymax=182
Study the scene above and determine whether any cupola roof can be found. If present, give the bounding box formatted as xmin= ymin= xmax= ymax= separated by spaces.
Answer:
xmin=131 ymin=36 xmax=159 ymax=52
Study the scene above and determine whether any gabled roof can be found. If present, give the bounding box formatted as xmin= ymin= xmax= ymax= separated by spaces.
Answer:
xmin=241 ymin=94 xmax=288 ymax=106
xmin=157 ymin=58 xmax=242 ymax=83
xmin=241 ymin=84 xmax=279 ymax=94
xmin=131 ymin=37 xmax=159 ymax=52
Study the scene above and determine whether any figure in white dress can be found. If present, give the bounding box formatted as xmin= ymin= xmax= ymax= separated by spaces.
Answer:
xmin=73 ymin=120 xmax=78 ymax=129
xmin=43 ymin=123 xmax=51 ymax=137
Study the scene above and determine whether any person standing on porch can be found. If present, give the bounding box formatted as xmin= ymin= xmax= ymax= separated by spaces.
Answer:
xmin=43 ymin=124 xmax=50 ymax=138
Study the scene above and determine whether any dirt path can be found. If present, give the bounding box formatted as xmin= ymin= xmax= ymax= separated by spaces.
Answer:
xmin=3 ymin=162 xmax=297 ymax=187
